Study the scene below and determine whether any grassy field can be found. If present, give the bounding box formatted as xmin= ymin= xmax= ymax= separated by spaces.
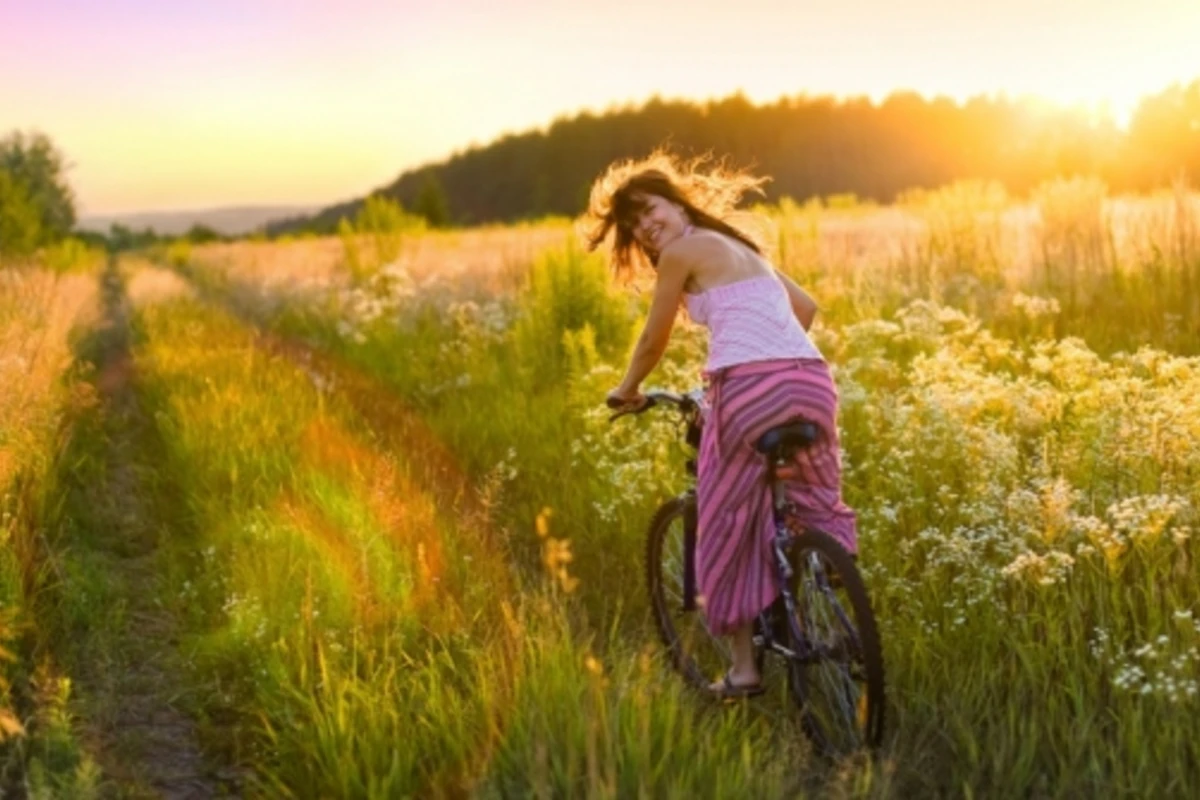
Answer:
xmin=2 ymin=181 xmax=1199 ymax=796
xmin=0 ymin=252 xmax=103 ymax=795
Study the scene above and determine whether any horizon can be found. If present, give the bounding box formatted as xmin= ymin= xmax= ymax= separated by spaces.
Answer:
xmin=72 ymin=85 xmax=1190 ymax=221
xmin=71 ymin=87 xmax=1171 ymax=220
xmin=77 ymin=201 xmax=319 ymax=219
xmin=4 ymin=0 xmax=1198 ymax=216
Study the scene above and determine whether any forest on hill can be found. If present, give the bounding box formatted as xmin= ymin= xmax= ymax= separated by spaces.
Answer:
xmin=268 ymin=80 xmax=1200 ymax=234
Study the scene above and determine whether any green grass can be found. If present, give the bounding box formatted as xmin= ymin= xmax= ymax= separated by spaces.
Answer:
xmin=0 ymin=262 xmax=104 ymax=796
xmin=169 ymin=222 xmax=1200 ymax=795
xmin=103 ymin=280 xmax=814 ymax=796
xmin=5 ymin=183 xmax=1199 ymax=793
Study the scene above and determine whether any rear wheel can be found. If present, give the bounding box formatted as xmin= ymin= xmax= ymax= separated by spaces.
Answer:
xmin=783 ymin=528 xmax=885 ymax=756
xmin=646 ymin=495 xmax=729 ymax=689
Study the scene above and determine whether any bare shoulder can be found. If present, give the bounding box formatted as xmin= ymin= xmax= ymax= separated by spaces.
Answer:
xmin=660 ymin=228 xmax=731 ymax=264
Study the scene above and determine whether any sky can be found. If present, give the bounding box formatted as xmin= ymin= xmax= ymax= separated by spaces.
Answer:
xmin=2 ymin=0 xmax=1198 ymax=215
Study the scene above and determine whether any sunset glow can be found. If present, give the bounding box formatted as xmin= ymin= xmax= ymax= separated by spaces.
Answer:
xmin=2 ymin=0 xmax=1197 ymax=214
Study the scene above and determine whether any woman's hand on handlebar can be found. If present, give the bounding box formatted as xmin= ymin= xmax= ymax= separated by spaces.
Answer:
xmin=606 ymin=386 xmax=648 ymax=412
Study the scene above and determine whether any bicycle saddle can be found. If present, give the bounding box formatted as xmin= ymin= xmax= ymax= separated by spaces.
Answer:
xmin=754 ymin=420 xmax=819 ymax=457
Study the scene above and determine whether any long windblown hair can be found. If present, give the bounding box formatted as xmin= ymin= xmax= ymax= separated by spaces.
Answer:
xmin=582 ymin=149 xmax=770 ymax=277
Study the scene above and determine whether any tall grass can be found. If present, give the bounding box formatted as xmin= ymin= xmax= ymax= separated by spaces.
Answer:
xmin=187 ymin=181 xmax=1200 ymax=358
xmin=0 ymin=262 xmax=101 ymax=794
xmin=767 ymin=180 xmax=1200 ymax=353
xmin=337 ymin=195 xmax=426 ymax=283
xmin=113 ymin=276 xmax=809 ymax=796
xmin=166 ymin=178 xmax=1200 ymax=794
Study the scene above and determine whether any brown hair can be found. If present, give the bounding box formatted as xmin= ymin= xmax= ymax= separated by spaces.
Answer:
xmin=582 ymin=149 xmax=769 ymax=277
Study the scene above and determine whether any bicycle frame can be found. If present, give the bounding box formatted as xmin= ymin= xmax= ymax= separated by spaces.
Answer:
xmin=613 ymin=390 xmax=856 ymax=665
xmin=622 ymin=389 xmax=883 ymax=753
xmin=680 ymin=445 xmax=860 ymax=667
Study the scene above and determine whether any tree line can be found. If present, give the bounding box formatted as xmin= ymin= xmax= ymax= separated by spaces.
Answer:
xmin=0 ymin=131 xmax=76 ymax=257
xmin=0 ymin=129 xmax=236 ymax=258
xmin=3 ymin=80 xmax=1197 ymax=254
xmin=269 ymin=79 xmax=1200 ymax=234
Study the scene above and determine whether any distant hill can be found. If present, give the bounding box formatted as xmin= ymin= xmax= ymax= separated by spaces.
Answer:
xmin=78 ymin=205 xmax=321 ymax=237
xmin=269 ymin=81 xmax=1200 ymax=236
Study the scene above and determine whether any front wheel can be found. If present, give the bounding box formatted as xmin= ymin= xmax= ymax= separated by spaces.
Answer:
xmin=646 ymin=495 xmax=729 ymax=689
xmin=783 ymin=527 xmax=885 ymax=756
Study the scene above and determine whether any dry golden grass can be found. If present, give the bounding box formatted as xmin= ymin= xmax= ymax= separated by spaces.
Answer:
xmin=398 ymin=224 xmax=573 ymax=294
xmin=190 ymin=224 xmax=573 ymax=303
xmin=184 ymin=189 xmax=1199 ymax=318
xmin=1109 ymin=189 xmax=1200 ymax=267
xmin=122 ymin=257 xmax=195 ymax=307
xmin=0 ymin=267 xmax=99 ymax=490
xmin=0 ymin=264 xmax=98 ymax=752
xmin=191 ymin=237 xmax=345 ymax=294
xmin=776 ymin=186 xmax=1199 ymax=287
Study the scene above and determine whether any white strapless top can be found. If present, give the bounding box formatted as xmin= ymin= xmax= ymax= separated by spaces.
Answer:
xmin=685 ymin=274 xmax=823 ymax=372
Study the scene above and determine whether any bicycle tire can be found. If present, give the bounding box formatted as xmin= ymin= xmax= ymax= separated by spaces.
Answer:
xmin=783 ymin=527 xmax=885 ymax=756
xmin=645 ymin=495 xmax=730 ymax=690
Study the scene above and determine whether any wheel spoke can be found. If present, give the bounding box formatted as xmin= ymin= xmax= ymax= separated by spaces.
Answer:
xmin=785 ymin=534 xmax=883 ymax=756
xmin=652 ymin=511 xmax=883 ymax=754
xmin=649 ymin=501 xmax=729 ymax=686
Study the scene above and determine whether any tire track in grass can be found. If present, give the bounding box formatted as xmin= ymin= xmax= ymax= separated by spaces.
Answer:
xmin=172 ymin=259 xmax=830 ymax=797
xmin=172 ymin=255 xmax=498 ymax=557
xmin=262 ymin=334 xmax=500 ymax=559
xmin=275 ymin=491 xmax=388 ymax=627
xmin=166 ymin=257 xmax=837 ymax=797
xmin=62 ymin=259 xmax=239 ymax=797
xmin=292 ymin=418 xmax=464 ymax=629
xmin=168 ymin=264 xmax=776 ymax=791
xmin=251 ymin=338 xmax=525 ymax=789
xmin=180 ymin=265 xmax=521 ymax=597
xmin=132 ymin=266 xmax=526 ymax=794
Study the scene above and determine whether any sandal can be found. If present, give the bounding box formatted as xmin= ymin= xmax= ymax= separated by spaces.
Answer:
xmin=710 ymin=671 xmax=765 ymax=700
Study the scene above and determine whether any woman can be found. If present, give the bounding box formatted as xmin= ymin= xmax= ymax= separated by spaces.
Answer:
xmin=585 ymin=151 xmax=857 ymax=698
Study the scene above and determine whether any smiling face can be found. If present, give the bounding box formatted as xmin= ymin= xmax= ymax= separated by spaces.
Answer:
xmin=626 ymin=193 xmax=690 ymax=257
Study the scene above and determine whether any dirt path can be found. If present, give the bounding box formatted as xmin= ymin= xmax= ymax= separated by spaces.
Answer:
xmin=66 ymin=259 xmax=240 ymax=797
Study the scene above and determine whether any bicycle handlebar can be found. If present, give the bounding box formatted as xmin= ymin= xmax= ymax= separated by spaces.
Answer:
xmin=606 ymin=390 xmax=701 ymax=422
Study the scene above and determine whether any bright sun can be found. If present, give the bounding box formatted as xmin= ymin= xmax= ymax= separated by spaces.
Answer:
xmin=1030 ymin=73 xmax=1169 ymax=130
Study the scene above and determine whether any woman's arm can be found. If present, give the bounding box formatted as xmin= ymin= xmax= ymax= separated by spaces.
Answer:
xmin=610 ymin=248 xmax=690 ymax=400
xmin=775 ymin=269 xmax=818 ymax=331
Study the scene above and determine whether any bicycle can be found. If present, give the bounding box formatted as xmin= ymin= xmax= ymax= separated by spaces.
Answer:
xmin=609 ymin=389 xmax=886 ymax=757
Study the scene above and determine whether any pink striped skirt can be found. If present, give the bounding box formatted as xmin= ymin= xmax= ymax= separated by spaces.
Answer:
xmin=696 ymin=358 xmax=857 ymax=636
